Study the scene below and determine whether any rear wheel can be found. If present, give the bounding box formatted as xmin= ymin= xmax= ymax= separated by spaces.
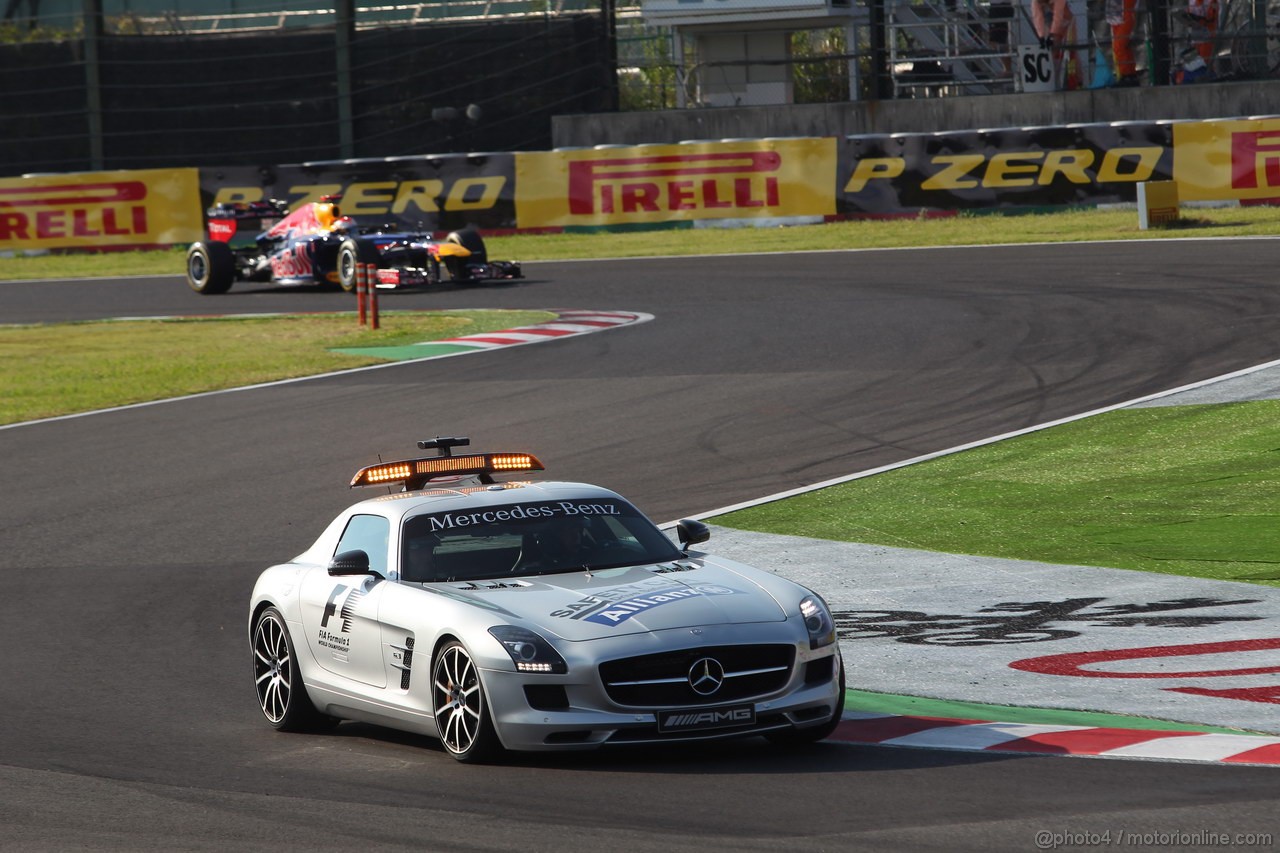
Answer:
xmin=432 ymin=641 xmax=501 ymax=763
xmin=337 ymin=238 xmax=379 ymax=293
xmin=252 ymin=606 xmax=333 ymax=732
xmin=186 ymin=241 xmax=235 ymax=294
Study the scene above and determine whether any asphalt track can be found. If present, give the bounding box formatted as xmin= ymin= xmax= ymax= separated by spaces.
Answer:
xmin=2 ymin=240 xmax=1279 ymax=851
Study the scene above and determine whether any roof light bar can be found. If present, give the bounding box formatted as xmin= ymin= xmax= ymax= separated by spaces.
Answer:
xmin=351 ymin=452 xmax=543 ymax=489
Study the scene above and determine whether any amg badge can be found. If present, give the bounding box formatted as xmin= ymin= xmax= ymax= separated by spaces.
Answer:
xmin=657 ymin=704 xmax=755 ymax=733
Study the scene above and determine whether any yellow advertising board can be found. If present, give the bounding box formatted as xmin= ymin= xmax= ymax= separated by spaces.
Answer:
xmin=0 ymin=168 xmax=203 ymax=252
xmin=1173 ymin=117 xmax=1280 ymax=202
xmin=515 ymin=139 xmax=836 ymax=228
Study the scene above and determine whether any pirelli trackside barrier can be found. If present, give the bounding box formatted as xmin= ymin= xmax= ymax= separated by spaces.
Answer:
xmin=1172 ymin=118 xmax=1280 ymax=203
xmin=3 ymin=116 xmax=1279 ymax=254
xmin=514 ymin=139 xmax=836 ymax=228
xmin=839 ymin=123 xmax=1175 ymax=213
xmin=838 ymin=116 xmax=1280 ymax=213
xmin=201 ymin=154 xmax=518 ymax=233
xmin=0 ymin=168 xmax=203 ymax=252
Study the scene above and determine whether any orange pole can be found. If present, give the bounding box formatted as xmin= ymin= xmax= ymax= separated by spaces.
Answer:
xmin=367 ymin=264 xmax=380 ymax=330
xmin=356 ymin=262 xmax=367 ymax=326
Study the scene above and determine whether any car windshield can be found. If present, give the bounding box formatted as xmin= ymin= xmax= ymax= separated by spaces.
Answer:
xmin=400 ymin=498 xmax=683 ymax=583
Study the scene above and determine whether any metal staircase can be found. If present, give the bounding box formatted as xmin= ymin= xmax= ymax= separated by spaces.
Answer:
xmin=890 ymin=0 xmax=1015 ymax=97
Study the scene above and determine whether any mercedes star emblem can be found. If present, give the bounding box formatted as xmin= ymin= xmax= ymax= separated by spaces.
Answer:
xmin=688 ymin=657 xmax=725 ymax=696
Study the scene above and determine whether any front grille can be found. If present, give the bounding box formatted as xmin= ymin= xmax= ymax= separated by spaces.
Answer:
xmin=599 ymin=644 xmax=795 ymax=707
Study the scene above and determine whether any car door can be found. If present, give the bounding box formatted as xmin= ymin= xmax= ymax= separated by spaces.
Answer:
xmin=299 ymin=513 xmax=390 ymax=689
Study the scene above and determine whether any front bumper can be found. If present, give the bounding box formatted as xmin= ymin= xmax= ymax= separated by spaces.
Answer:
xmin=480 ymin=624 xmax=843 ymax=752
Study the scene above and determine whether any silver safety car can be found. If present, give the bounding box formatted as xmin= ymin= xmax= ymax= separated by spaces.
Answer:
xmin=249 ymin=437 xmax=845 ymax=762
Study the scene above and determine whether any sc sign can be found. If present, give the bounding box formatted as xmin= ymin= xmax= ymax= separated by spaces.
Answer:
xmin=1017 ymin=45 xmax=1056 ymax=92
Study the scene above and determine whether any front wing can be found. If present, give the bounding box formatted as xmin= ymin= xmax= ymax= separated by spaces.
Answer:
xmin=374 ymin=260 xmax=523 ymax=289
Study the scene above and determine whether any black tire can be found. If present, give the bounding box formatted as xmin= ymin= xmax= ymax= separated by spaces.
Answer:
xmin=446 ymin=228 xmax=487 ymax=262
xmin=337 ymin=237 xmax=380 ymax=293
xmin=252 ymin=606 xmax=333 ymax=732
xmin=444 ymin=228 xmax=487 ymax=282
xmin=432 ymin=640 xmax=502 ymax=763
xmin=186 ymin=241 xmax=235 ymax=294
xmin=765 ymin=658 xmax=846 ymax=746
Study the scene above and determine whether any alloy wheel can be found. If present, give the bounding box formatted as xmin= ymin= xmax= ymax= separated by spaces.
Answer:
xmin=253 ymin=612 xmax=292 ymax=724
xmin=433 ymin=644 xmax=483 ymax=755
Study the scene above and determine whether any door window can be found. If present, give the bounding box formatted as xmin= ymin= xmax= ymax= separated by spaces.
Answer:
xmin=335 ymin=514 xmax=390 ymax=576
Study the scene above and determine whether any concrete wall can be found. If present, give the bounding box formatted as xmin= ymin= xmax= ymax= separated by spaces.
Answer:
xmin=552 ymin=80 xmax=1280 ymax=146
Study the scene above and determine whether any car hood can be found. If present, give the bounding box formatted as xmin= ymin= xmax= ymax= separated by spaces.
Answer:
xmin=442 ymin=558 xmax=789 ymax=641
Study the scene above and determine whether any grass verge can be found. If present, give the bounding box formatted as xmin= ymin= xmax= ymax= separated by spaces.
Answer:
xmin=713 ymin=401 xmax=1280 ymax=588
xmin=7 ymin=208 xmax=1280 ymax=591
xmin=0 ymin=309 xmax=553 ymax=425
xmin=841 ymin=689 xmax=1263 ymax=735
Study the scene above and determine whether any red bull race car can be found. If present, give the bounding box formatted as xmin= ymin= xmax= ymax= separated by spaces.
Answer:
xmin=185 ymin=196 xmax=522 ymax=295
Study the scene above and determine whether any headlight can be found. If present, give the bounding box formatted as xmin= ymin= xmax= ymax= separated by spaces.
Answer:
xmin=488 ymin=626 xmax=568 ymax=674
xmin=800 ymin=594 xmax=836 ymax=649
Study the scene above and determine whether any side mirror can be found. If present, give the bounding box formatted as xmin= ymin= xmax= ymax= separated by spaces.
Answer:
xmin=328 ymin=549 xmax=372 ymax=576
xmin=676 ymin=519 xmax=710 ymax=550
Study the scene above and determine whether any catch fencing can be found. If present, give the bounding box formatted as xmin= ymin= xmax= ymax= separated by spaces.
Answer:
xmin=1 ymin=3 xmax=615 ymax=175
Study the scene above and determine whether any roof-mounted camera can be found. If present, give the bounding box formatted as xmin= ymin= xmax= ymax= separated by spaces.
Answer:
xmin=417 ymin=436 xmax=471 ymax=457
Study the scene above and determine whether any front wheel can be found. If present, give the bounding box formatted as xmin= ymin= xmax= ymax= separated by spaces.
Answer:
xmin=337 ymin=238 xmax=379 ymax=293
xmin=446 ymin=228 xmax=487 ymax=261
xmin=252 ymin=606 xmax=333 ymax=731
xmin=186 ymin=241 xmax=235 ymax=294
xmin=444 ymin=228 xmax=487 ymax=281
xmin=432 ymin=641 xmax=502 ymax=763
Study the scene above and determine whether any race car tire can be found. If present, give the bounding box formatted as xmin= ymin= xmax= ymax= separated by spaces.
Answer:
xmin=337 ymin=238 xmax=380 ymax=293
xmin=445 ymin=228 xmax=487 ymax=282
xmin=252 ymin=606 xmax=335 ymax=732
xmin=764 ymin=659 xmax=845 ymax=746
xmin=432 ymin=640 xmax=502 ymax=763
xmin=446 ymin=228 xmax=487 ymax=262
xmin=186 ymin=241 xmax=235 ymax=294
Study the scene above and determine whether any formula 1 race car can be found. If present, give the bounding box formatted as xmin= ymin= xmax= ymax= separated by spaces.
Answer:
xmin=185 ymin=197 xmax=522 ymax=295
xmin=248 ymin=436 xmax=846 ymax=763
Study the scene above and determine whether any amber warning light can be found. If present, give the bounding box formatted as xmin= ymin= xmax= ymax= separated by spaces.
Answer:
xmin=351 ymin=452 xmax=544 ymax=489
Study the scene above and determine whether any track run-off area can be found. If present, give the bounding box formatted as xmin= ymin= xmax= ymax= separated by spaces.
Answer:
xmin=2 ymin=238 xmax=1279 ymax=851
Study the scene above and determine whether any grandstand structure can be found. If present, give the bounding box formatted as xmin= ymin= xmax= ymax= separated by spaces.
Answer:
xmin=1 ymin=0 xmax=1276 ymax=174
